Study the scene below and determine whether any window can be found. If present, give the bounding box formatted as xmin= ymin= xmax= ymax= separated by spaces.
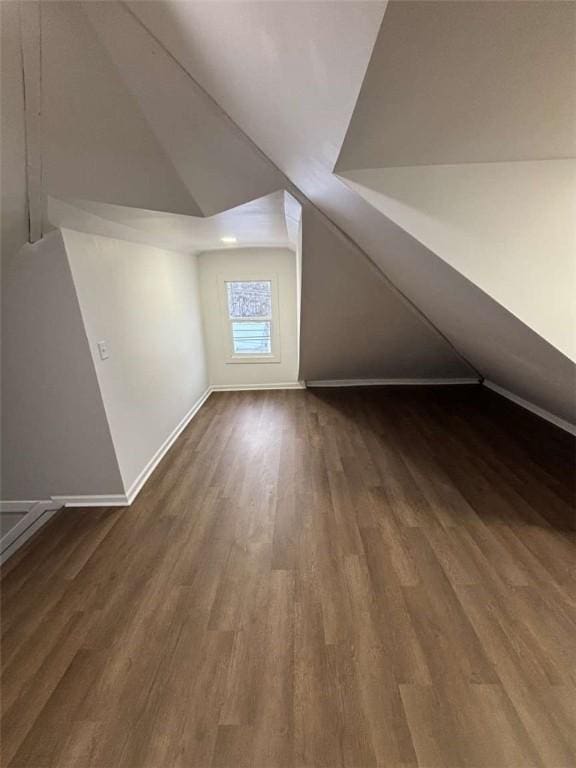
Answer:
xmin=225 ymin=280 xmax=277 ymax=359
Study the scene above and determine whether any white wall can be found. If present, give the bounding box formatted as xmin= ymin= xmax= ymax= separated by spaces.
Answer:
xmin=340 ymin=160 xmax=576 ymax=361
xmin=1 ymin=232 xmax=124 ymax=500
xmin=62 ymin=229 xmax=208 ymax=494
xmin=199 ymin=248 xmax=299 ymax=387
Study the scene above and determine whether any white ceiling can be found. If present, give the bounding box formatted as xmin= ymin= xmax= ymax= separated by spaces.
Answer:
xmin=127 ymin=0 xmax=386 ymax=187
xmin=48 ymin=191 xmax=299 ymax=255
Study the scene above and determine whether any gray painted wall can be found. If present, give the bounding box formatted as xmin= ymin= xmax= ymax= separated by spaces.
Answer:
xmin=1 ymin=232 xmax=124 ymax=499
xmin=42 ymin=1 xmax=201 ymax=215
xmin=299 ymin=207 xmax=473 ymax=381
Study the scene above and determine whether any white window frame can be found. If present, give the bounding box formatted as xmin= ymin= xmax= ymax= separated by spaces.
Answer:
xmin=218 ymin=274 xmax=281 ymax=364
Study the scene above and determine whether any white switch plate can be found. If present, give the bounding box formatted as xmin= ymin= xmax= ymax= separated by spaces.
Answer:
xmin=97 ymin=341 xmax=110 ymax=360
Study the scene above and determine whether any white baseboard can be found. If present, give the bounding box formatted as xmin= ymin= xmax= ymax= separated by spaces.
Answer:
xmin=0 ymin=500 xmax=39 ymax=514
xmin=306 ymin=377 xmax=480 ymax=388
xmin=483 ymin=381 xmax=576 ymax=436
xmin=0 ymin=501 xmax=61 ymax=565
xmin=51 ymin=493 xmax=129 ymax=508
xmin=124 ymin=386 xmax=213 ymax=504
xmin=210 ymin=381 xmax=306 ymax=392
xmin=52 ymin=386 xmax=214 ymax=509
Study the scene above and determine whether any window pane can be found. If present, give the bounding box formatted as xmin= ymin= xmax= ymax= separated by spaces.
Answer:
xmin=227 ymin=281 xmax=272 ymax=319
xmin=231 ymin=321 xmax=271 ymax=354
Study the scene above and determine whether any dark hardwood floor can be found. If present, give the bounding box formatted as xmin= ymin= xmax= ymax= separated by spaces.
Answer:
xmin=1 ymin=385 xmax=575 ymax=767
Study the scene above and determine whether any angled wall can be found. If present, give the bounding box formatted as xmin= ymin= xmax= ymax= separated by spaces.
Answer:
xmin=1 ymin=232 xmax=124 ymax=500
xmin=299 ymin=207 xmax=473 ymax=381
xmin=339 ymin=161 xmax=576 ymax=361
xmin=81 ymin=0 xmax=285 ymax=216
xmin=41 ymin=1 xmax=201 ymax=216
xmin=62 ymin=228 xmax=209 ymax=495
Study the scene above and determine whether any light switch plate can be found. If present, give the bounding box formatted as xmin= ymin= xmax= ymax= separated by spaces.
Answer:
xmin=97 ymin=341 xmax=110 ymax=360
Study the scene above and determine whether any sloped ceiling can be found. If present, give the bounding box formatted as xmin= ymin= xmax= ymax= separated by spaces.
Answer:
xmin=335 ymin=0 xmax=576 ymax=362
xmin=124 ymin=0 xmax=575 ymax=424
xmin=41 ymin=1 xmax=201 ymax=216
xmin=0 ymin=0 xmax=472 ymax=385
xmin=4 ymin=1 xmax=573 ymax=423
xmin=125 ymin=0 xmax=386 ymax=190
xmin=340 ymin=161 xmax=576 ymax=361
xmin=81 ymin=1 xmax=285 ymax=216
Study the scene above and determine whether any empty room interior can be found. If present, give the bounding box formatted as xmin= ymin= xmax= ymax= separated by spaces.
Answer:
xmin=1 ymin=1 xmax=576 ymax=766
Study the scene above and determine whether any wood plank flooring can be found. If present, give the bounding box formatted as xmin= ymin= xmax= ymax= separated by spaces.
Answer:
xmin=2 ymin=385 xmax=575 ymax=768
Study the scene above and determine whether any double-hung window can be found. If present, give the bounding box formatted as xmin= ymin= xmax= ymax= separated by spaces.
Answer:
xmin=223 ymin=279 xmax=280 ymax=363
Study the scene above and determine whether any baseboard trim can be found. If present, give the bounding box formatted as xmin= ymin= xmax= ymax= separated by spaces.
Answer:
xmin=483 ymin=381 xmax=576 ymax=436
xmin=0 ymin=501 xmax=61 ymax=565
xmin=306 ymin=377 xmax=480 ymax=388
xmin=0 ymin=500 xmax=38 ymax=514
xmin=51 ymin=493 xmax=129 ymax=508
xmin=210 ymin=382 xmax=306 ymax=391
xmin=124 ymin=386 xmax=213 ymax=504
xmin=48 ymin=384 xmax=306 ymax=510
xmin=53 ymin=387 xmax=214 ymax=509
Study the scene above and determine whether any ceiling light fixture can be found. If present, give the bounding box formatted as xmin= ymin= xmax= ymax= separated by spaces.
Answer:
xmin=220 ymin=236 xmax=237 ymax=244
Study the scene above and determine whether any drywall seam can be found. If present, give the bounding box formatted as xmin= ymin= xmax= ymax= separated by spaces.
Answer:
xmin=119 ymin=0 xmax=479 ymax=378
xmin=19 ymin=0 xmax=43 ymax=242
xmin=483 ymin=381 xmax=576 ymax=436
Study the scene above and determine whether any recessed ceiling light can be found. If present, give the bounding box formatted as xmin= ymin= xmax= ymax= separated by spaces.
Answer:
xmin=220 ymin=236 xmax=237 ymax=244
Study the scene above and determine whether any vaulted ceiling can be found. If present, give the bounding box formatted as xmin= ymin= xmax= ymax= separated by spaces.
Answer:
xmin=2 ymin=0 xmax=574 ymax=424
